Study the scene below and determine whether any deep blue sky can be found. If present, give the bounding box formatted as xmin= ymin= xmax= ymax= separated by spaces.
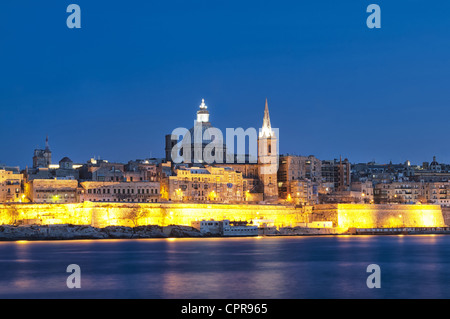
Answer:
xmin=1 ymin=1 xmax=450 ymax=169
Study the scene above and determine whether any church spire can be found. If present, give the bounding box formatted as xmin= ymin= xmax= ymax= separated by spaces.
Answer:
xmin=260 ymin=98 xmax=274 ymax=138
xmin=45 ymin=135 xmax=50 ymax=151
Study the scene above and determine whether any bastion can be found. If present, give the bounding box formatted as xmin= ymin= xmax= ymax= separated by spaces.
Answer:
xmin=312 ymin=204 xmax=446 ymax=230
xmin=0 ymin=202 xmax=446 ymax=233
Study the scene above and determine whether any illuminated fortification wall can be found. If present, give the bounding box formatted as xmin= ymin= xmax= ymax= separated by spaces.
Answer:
xmin=312 ymin=204 xmax=446 ymax=230
xmin=0 ymin=202 xmax=309 ymax=228
xmin=0 ymin=202 xmax=445 ymax=232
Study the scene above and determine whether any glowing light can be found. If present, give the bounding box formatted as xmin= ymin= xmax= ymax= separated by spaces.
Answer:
xmin=208 ymin=190 xmax=217 ymax=201
xmin=199 ymin=98 xmax=207 ymax=109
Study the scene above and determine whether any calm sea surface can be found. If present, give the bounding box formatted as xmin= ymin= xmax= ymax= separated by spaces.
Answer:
xmin=0 ymin=235 xmax=449 ymax=299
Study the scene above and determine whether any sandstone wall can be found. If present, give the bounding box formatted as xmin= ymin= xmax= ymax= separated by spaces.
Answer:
xmin=442 ymin=207 xmax=450 ymax=226
xmin=0 ymin=202 xmax=309 ymax=228
xmin=0 ymin=202 xmax=444 ymax=231
xmin=312 ymin=204 xmax=445 ymax=230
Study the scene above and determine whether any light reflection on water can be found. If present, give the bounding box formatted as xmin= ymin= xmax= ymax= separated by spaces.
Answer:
xmin=0 ymin=235 xmax=449 ymax=298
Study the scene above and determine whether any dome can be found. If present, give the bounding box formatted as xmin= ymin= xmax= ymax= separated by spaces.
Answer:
xmin=59 ymin=157 xmax=73 ymax=163
xmin=186 ymin=122 xmax=220 ymax=145
xmin=185 ymin=98 xmax=223 ymax=145
xmin=431 ymin=156 xmax=439 ymax=166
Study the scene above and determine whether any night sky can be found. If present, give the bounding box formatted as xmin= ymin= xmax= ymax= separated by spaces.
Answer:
xmin=1 ymin=1 xmax=450 ymax=169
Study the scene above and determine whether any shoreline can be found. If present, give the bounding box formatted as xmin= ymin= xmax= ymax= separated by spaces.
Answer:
xmin=0 ymin=224 xmax=449 ymax=241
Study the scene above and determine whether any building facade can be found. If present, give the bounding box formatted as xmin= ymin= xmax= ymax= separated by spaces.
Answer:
xmin=0 ymin=169 xmax=24 ymax=203
xmin=166 ymin=166 xmax=243 ymax=202
xmin=278 ymin=154 xmax=321 ymax=204
xmin=321 ymin=157 xmax=351 ymax=192
xmin=26 ymin=179 xmax=79 ymax=204
xmin=79 ymin=181 xmax=160 ymax=203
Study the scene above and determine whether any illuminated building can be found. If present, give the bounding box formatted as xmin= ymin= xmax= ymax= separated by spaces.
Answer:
xmin=26 ymin=179 xmax=79 ymax=203
xmin=350 ymin=181 xmax=374 ymax=202
xmin=374 ymin=182 xmax=423 ymax=204
xmin=0 ymin=169 xmax=24 ymax=203
xmin=79 ymin=181 xmax=160 ymax=203
xmin=374 ymin=181 xmax=450 ymax=206
xmin=166 ymin=166 xmax=243 ymax=202
xmin=321 ymin=157 xmax=351 ymax=192
xmin=278 ymin=155 xmax=321 ymax=204
xmin=426 ymin=182 xmax=450 ymax=206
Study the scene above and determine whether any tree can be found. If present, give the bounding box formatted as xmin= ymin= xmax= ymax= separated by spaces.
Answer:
xmin=4 ymin=205 xmax=20 ymax=225
xmin=123 ymin=205 xmax=148 ymax=227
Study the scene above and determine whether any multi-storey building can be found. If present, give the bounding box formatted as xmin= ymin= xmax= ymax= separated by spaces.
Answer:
xmin=321 ymin=157 xmax=351 ymax=192
xmin=350 ymin=181 xmax=374 ymax=203
xmin=0 ymin=169 xmax=24 ymax=203
xmin=166 ymin=166 xmax=243 ymax=202
xmin=373 ymin=180 xmax=450 ymax=206
xmin=26 ymin=179 xmax=79 ymax=204
xmin=79 ymin=181 xmax=160 ymax=203
xmin=424 ymin=182 xmax=450 ymax=206
xmin=277 ymin=154 xmax=321 ymax=204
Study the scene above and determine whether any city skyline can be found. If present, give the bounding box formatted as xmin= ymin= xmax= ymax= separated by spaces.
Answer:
xmin=1 ymin=96 xmax=447 ymax=170
xmin=2 ymin=1 xmax=450 ymax=302
xmin=2 ymin=1 xmax=450 ymax=168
